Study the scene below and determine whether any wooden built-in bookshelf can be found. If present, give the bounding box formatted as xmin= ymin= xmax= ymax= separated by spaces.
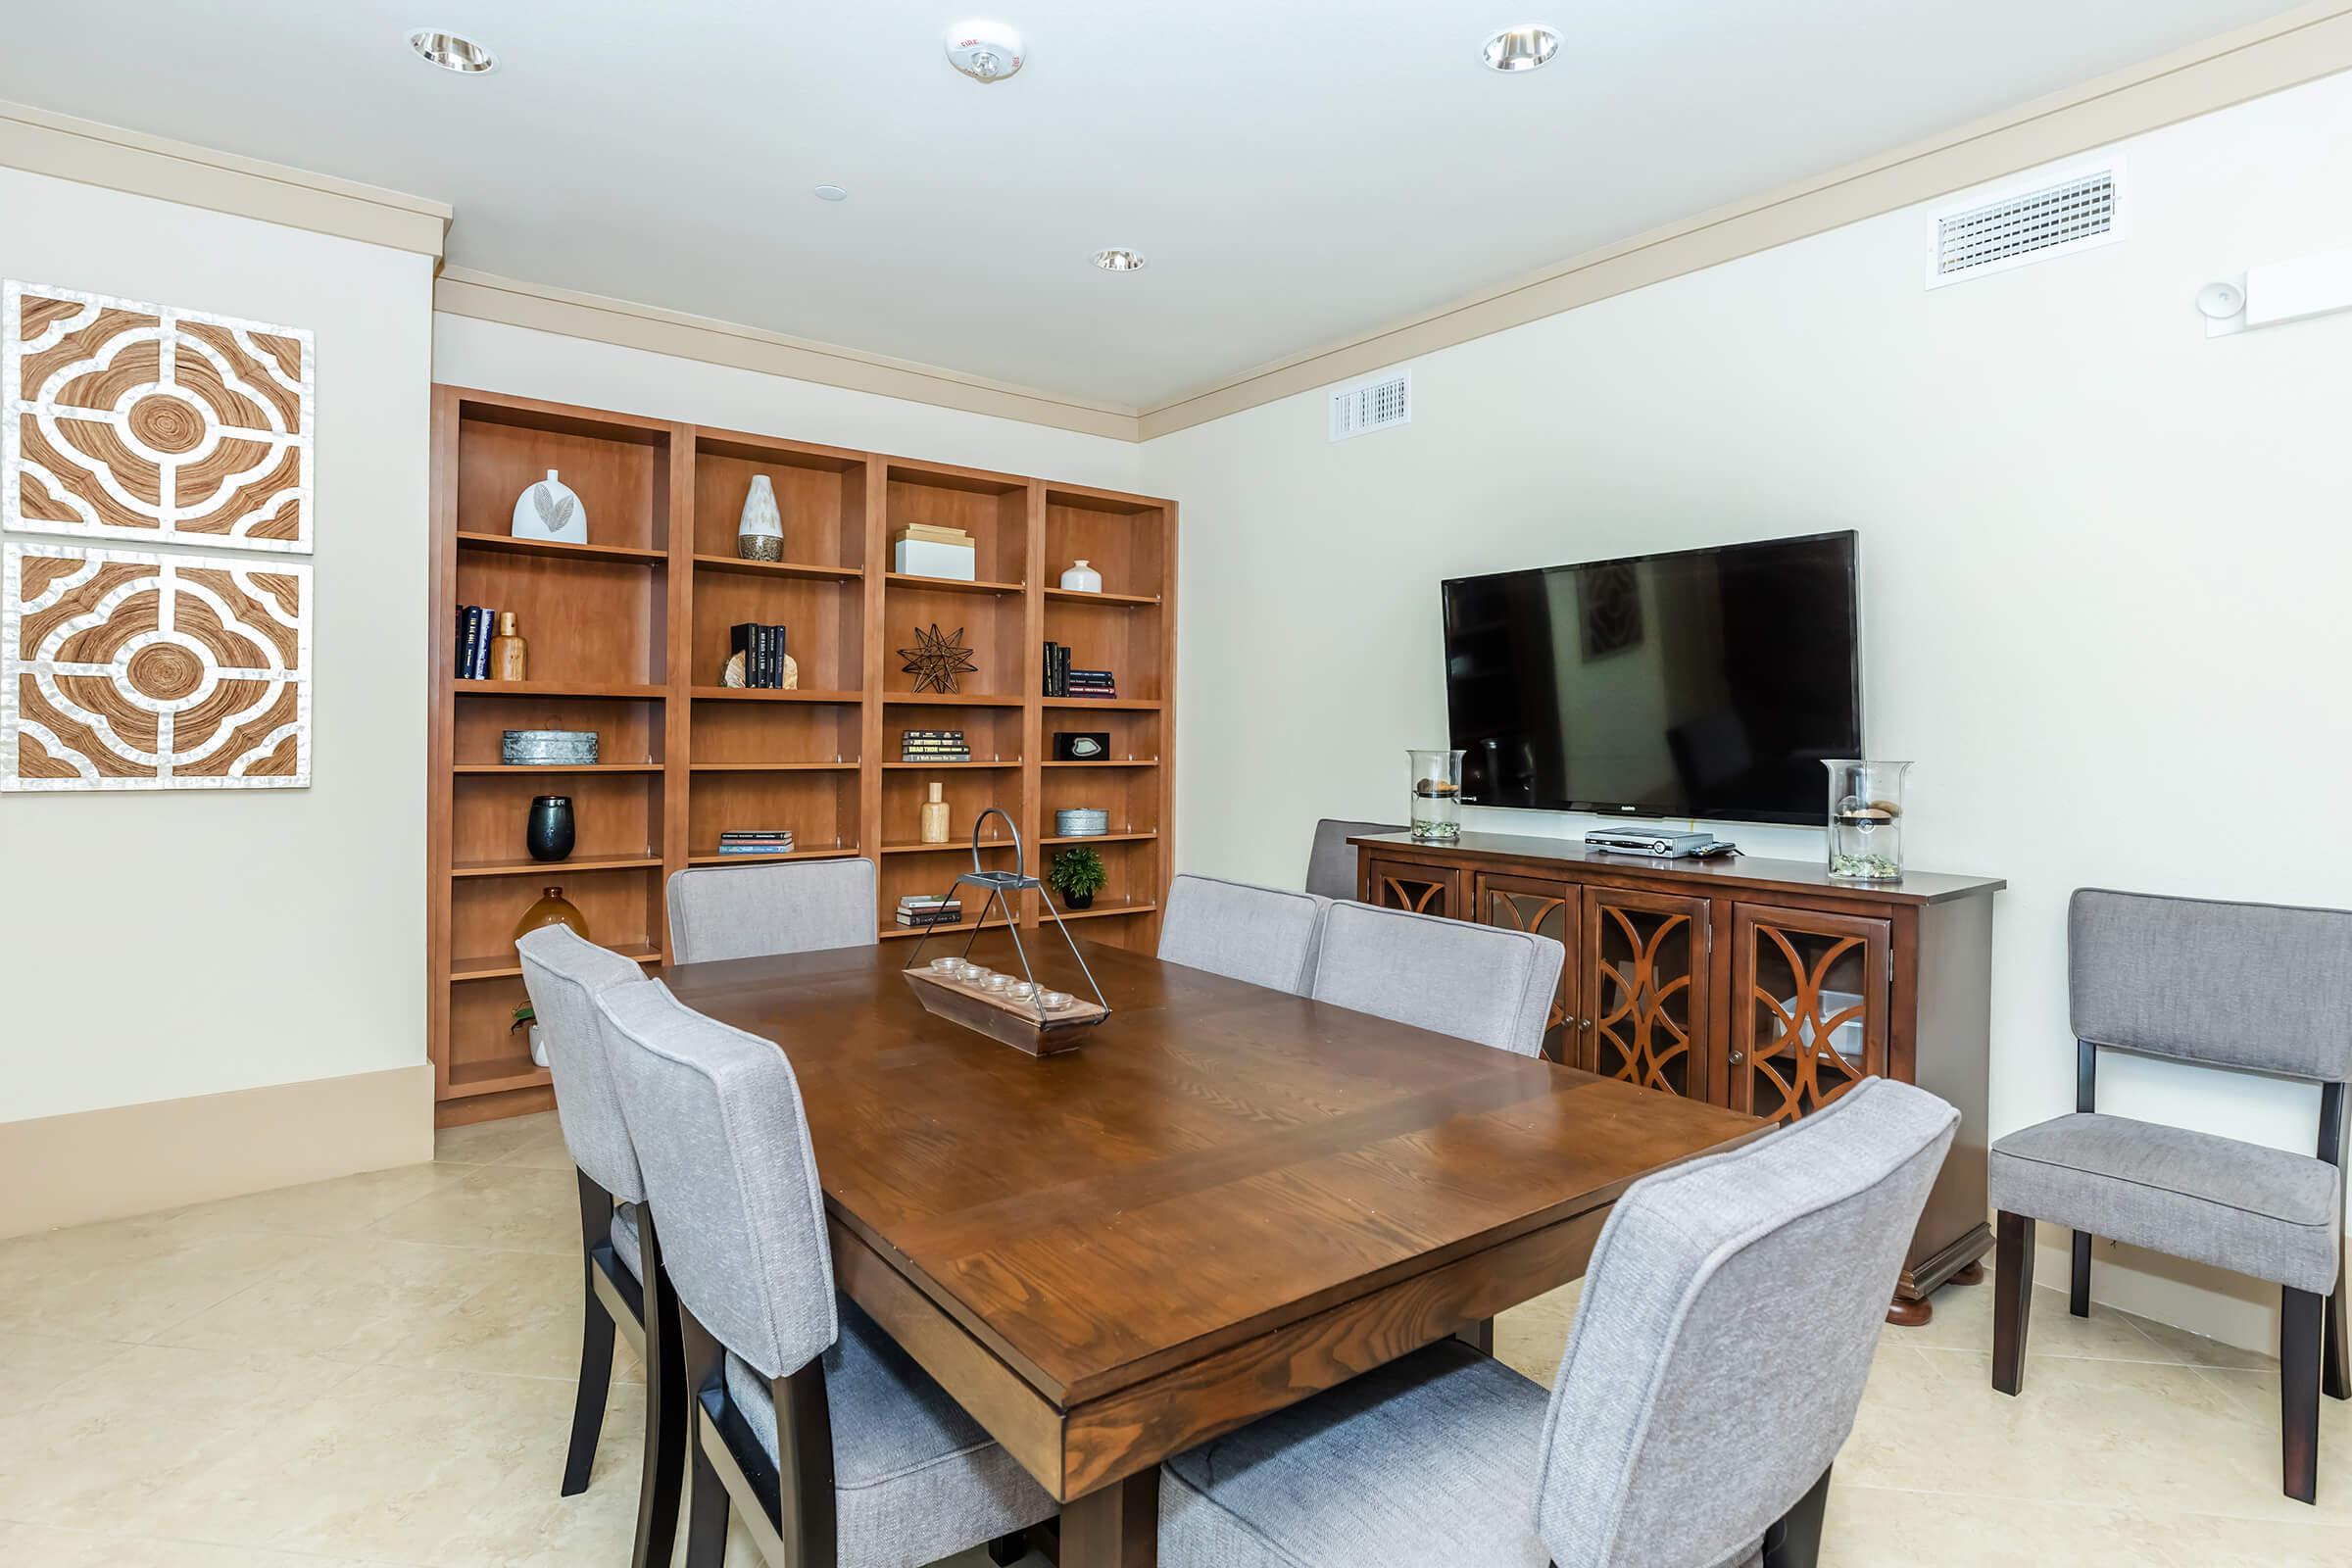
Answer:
xmin=428 ymin=387 xmax=1177 ymax=1127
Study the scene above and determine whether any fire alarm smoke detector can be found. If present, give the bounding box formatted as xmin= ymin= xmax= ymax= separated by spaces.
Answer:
xmin=945 ymin=20 xmax=1025 ymax=83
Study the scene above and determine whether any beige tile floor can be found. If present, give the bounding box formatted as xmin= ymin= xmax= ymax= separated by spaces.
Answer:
xmin=1 ymin=1110 xmax=2344 ymax=1566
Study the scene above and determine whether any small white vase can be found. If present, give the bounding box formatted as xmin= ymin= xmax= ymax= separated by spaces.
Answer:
xmin=512 ymin=469 xmax=588 ymax=544
xmin=1059 ymin=559 xmax=1102 ymax=593
xmin=527 ymin=1024 xmax=549 ymax=1068
xmin=737 ymin=474 xmax=784 ymax=562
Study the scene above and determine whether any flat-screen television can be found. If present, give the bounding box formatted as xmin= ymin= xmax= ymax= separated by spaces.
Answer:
xmin=1442 ymin=531 xmax=1860 ymax=827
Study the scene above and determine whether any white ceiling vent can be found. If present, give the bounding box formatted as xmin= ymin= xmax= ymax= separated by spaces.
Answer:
xmin=1927 ymin=162 xmax=2123 ymax=288
xmin=1330 ymin=369 xmax=1411 ymax=441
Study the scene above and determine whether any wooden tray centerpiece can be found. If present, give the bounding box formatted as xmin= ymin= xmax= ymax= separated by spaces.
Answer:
xmin=901 ymin=808 xmax=1112 ymax=1055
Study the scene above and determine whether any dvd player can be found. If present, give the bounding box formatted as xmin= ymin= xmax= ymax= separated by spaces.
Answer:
xmin=1583 ymin=828 xmax=1717 ymax=858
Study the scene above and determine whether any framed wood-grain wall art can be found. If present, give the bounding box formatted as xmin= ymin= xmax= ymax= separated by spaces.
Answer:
xmin=2 ymin=540 xmax=311 ymax=789
xmin=3 ymin=280 xmax=315 ymax=554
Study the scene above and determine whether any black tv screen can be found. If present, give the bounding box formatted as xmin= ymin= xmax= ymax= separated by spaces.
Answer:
xmin=1442 ymin=531 xmax=1860 ymax=827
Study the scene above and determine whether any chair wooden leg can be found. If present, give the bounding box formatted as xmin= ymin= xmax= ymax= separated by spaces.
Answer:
xmin=1991 ymin=1210 xmax=2034 ymax=1396
xmin=2327 ymin=1277 xmax=2349 ymax=1401
xmin=989 ymin=1530 xmax=1028 ymax=1564
xmin=2069 ymin=1230 xmax=2092 ymax=1317
xmin=631 ymin=1216 xmax=686 ymax=1568
xmin=1760 ymin=1464 xmax=1832 ymax=1568
xmin=684 ymin=1420 xmax=732 ymax=1568
xmin=2284 ymin=1287 xmax=2323 ymax=1503
xmin=564 ymin=1169 xmax=618 ymax=1497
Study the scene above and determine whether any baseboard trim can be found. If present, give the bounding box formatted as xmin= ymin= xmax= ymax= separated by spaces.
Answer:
xmin=0 ymin=1065 xmax=435 ymax=1239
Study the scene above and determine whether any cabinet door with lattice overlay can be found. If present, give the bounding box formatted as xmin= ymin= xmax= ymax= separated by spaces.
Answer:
xmin=1582 ymin=888 xmax=1709 ymax=1100
xmin=1729 ymin=904 xmax=1890 ymax=1125
xmin=1474 ymin=872 xmax=1581 ymax=1063
xmin=1361 ymin=854 xmax=1462 ymax=919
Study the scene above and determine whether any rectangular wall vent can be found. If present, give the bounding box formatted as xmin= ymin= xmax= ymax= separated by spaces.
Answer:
xmin=1927 ymin=165 xmax=2121 ymax=287
xmin=1330 ymin=369 xmax=1410 ymax=440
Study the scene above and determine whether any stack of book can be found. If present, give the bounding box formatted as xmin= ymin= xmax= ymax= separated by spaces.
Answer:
xmin=716 ymin=829 xmax=795 ymax=858
xmin=455 ymin=605 xmax=503 ymax=679
xmin=892 ymin=523 xmax=978 ymax=581
xmin=896 ymin=894 xmax=964 ymax=928
xmin=901 ymin=728 xmax=970 ymax=763
xmin=1042 ymin=642 xmax=1120 ymax=699
xmin=728 ymin=623 xmax=791 ymax=688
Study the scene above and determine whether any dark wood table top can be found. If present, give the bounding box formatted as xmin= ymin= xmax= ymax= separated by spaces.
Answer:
xmin=664 ymin=934 xmax=1764 ymax=1411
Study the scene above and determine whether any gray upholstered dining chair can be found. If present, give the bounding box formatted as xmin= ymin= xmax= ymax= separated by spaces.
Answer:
xmin=1158 ymin=1076 xmax=1958 ymax=1568
xmin=664 ymin=858 xmax=878 ymax=964
xmin=1157 ymin=873 xmax=1330 ymax=994
xmin=592 ymin=976 xmax=1054 ymax=1568
xmin=514 ymin=924 xmax=681 ymax=1568
xmin=1304 ymin=816 xmax=1404 ymax=901
xmin=1308 ymin=899 xmax=1563 ymax=1056
xmin=1989 ymin=888 xmax=2351 ymax=1503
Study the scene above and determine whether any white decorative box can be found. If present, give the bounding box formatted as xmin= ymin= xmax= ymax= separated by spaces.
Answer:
xmin=893 ymin=539 xmax=977 ymax=581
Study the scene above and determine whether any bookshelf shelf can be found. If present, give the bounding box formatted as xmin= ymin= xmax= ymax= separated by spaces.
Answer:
xmin=1044 ymin=587 xmax=1160 ymax=607
xmin=692 ymin=553 xmax=861 ymax=581
xmin=456 ymin=682 xmax=668 ymax=701
xmin=884 ymin=572 xmax=1026 ymax=597
xmin=431 ymin=386 xmax=1174 ymax=1128
xmin=455 ymin=531 xmax=667 ymax=564
xmin=1052 ymin=899 xmax=1159 ymax=923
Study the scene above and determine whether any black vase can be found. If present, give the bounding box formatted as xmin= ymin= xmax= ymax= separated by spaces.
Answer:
xmin=1063 ymin=888 xmax=1094 ymax=910
xmin=526 ymin=796 xmax=575 ymax=862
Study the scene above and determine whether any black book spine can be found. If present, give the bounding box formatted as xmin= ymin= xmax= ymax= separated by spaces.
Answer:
xmin=1057 ymin=643 xmax=1071 ymax=698
xmin=457 ymin=607 xmax=477 ymax=681
xmin=731 ymin=622 xmax=757 ymax=684
xmin=763 ymin=624 xmax=780 ymax=688
xmin=464 ymin=607 xmax=486 ymax=679
xmin=772 ymin=624 xmax=788 ymax=687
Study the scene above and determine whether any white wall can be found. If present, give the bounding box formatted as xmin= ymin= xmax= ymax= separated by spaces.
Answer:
xmin=432 ymin=317 xmax=1146 ymax=492
xmin=0 ymin=167 xmax=433 ymax=1122
xmin=1144 ymin=73 xmax=2352 ymax=1347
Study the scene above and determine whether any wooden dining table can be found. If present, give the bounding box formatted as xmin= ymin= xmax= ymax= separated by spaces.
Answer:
xmin=664 ymin=933 xmax=1764 ymax=1567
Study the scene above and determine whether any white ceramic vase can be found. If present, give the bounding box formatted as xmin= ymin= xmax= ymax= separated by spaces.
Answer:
xmin=737 ymin=474 xmax=784 ymax=562
xmin=512 ymin=469 xmax=588 ymax=544
xmin=1059 ymin=559 xmax=1102 ymax=593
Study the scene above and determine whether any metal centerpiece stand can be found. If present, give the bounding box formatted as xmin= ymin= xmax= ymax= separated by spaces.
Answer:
xmin=901 ymin=809 xmax=1111 ymax=1054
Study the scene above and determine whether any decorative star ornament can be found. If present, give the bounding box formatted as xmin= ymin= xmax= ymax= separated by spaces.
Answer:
xmin=898 ymin=622 xmax=979 ymax=695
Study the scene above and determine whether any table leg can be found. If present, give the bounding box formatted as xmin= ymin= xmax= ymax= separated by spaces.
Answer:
xmin=1454 ymin=1317 xmax=1494 ymax=1355
xmin=1062 ymin=1469 xmax=1158 ymax=1568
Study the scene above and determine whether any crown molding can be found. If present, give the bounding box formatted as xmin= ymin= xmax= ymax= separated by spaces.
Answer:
xmin=432 ymin=268 xmax=1145 ymax=442
xmin=0 ymin=97 xmax=449 ymax=258
xmin=1135 ymin=2 xmax=2352 ymax=440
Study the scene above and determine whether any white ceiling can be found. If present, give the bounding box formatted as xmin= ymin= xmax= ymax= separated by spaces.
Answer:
xmin=0 ymin=1 xmax=2303 ymax=410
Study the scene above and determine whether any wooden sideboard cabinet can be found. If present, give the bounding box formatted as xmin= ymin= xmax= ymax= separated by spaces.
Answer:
xmin=1353 ymin=830 xmax=2005 ymax=1324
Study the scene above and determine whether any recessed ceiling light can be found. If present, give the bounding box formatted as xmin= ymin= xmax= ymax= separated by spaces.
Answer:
xmin=1092 ymin=249 xmax=1146 ymax=272
xmin=1482 ymin=24 xmax=1559 ymax=73
xmin=814 ymin=185 xmax=849 ymax=202
xmin=409 ymin=29 xmax=496 ymax=74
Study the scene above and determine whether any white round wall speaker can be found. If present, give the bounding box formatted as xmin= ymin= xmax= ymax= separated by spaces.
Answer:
xmin=2196 ymin=280 xmax=2246 ymax=320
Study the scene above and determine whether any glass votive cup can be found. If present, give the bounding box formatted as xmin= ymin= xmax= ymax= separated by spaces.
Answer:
xmin=1038 ymin=990 xmax=1073 ymax=1012
xmin=1005 ymin=980 xmax=1038 ymax=1003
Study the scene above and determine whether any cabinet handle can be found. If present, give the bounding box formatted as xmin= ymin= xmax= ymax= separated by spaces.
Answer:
xmin=1729 ymin=1050 xmax=1745 ymax=1064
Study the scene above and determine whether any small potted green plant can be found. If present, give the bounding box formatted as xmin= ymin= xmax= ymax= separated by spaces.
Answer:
xmin=511 ymin=1001 xmax=546 ymax=1067
xmin=1048 ymin=846 xmax=1108 ymax=910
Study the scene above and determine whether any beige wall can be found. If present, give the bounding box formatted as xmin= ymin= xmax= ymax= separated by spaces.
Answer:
xmin=1142 ymin=72 xmax=2352 ymax=1349
xmin=0 ymin=167 xmax=437 ymax=1221
xmin=430 ymin=317 xmax=1146 ymax=492
xmin=0 ymin=166 xmax=434 ymax=1120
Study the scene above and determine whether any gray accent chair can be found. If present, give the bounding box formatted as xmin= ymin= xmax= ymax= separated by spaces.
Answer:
xmin=1158 ymin=1076 xmax=1959 ymax=1568
xmin=1158 ymin=874 xmax=1330 ymax=994
xmin=1309 ymin=899 xmax=1564 ymax=1056
xmin=514 ymin=924 xmax=681 ymax=1568
xmin=1305 ymin=817 xmax=1404 ymax=902
xmin=1989 ymin=888 xmax=2352 ymax=1503
xmin=664 ymin=858 xmax=879 ymax=964
xmin=592 ymin=977 xmax=1053 ymax=1568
